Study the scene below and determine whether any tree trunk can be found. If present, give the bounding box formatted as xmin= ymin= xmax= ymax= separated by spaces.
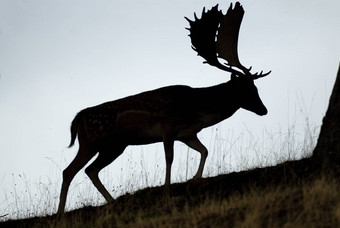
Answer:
xmin=312 ymin=63 xmax=340 ymax=171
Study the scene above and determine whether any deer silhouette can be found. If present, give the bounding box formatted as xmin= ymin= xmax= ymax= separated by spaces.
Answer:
xmin=57 ymin=2 xmax=271 ymax=214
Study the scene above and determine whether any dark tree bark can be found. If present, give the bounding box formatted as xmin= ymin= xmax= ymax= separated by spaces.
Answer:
xmin=313 ymin=63 xmax=340 ymax=171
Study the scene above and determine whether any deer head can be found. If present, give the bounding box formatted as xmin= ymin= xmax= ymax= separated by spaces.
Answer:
xmin=185 ymin=2 xmax=271 ymax=79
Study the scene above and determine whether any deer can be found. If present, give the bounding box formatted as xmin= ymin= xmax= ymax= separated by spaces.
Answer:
xmin=57 ymin=2 xmax=271 ymax=214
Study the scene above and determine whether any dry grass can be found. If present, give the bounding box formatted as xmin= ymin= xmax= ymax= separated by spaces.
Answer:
xmin=122 ymin=175 xmax=340 ymax=227
xmin=2 ymin=166 xmax=339 ymax=228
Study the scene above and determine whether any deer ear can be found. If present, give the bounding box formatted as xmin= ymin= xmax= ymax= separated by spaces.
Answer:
xmin=230 ymin=73 xmax=238 ymax=80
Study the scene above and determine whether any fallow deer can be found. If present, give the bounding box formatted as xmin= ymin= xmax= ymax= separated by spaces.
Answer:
xmin=57 ymin=2 xmax=270 ymax=214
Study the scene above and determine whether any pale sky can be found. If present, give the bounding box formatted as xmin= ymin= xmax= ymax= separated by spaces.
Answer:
xmin=0 ymin=0 xmax=339 ymax=216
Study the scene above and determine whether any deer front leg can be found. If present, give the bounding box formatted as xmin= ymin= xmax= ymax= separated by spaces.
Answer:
xmin=180 ymin=135 xmax=208 ymax=179
xmin=163 ymin=137 xmax=174 ymax=186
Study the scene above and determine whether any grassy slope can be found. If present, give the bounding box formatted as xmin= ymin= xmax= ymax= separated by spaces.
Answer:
xmin=1 ymin=158 xmax=339 ymax=227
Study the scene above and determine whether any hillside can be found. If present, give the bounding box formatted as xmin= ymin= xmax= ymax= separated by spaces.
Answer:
xmin=0 ymin=157 xmax=339 ymax=227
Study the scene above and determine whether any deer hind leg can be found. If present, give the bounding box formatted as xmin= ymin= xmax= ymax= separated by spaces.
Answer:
xmin=180 ymin=135 xmax=208 ymax=179
xmin=85 ymin=145 xmax=125 ymax=203
xmin=58 ymin=146 xmax=96 ymax=214
xmin=163 ymin=138 xmax=174 ymax=186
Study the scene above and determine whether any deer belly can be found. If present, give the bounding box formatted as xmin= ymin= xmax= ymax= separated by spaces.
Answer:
xmin=115 ymin=110 xmax=163 ymax=144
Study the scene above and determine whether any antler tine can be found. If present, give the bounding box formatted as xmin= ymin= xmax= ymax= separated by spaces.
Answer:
xmin=202 ymin=7 xmax=206 ymax=15
xmin=246 ymin=69 xmax=271 ymax=79
xmin=252 ymin=70 xmax=272 ymax=79
xmin=194 ymin=12 xmax=199 ymax=21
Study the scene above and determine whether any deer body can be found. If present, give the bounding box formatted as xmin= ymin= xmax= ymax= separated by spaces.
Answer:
xmin=70 ymin=80 xmax=266 ymax=149
xmin=58 ymin=2 xmax=270 ymax=214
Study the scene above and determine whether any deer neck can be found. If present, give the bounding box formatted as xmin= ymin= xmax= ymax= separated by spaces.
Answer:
xmin=191 ymin=81 xmax=242 ymax=126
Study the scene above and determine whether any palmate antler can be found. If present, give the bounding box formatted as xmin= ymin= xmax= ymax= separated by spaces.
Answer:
xmin=185 ymin=2 xmax=271 ymax=79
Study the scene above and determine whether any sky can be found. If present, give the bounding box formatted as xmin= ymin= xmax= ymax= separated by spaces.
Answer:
xmin=0 ymin=0 xmax=339 ymax=216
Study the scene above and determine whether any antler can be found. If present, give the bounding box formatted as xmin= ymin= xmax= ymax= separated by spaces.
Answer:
xmin=185 ymin=2 xmax=271 ymax=79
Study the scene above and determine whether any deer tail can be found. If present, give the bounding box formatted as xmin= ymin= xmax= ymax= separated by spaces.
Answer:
xmin=68 ymin=112 xmax=81 ymax=148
